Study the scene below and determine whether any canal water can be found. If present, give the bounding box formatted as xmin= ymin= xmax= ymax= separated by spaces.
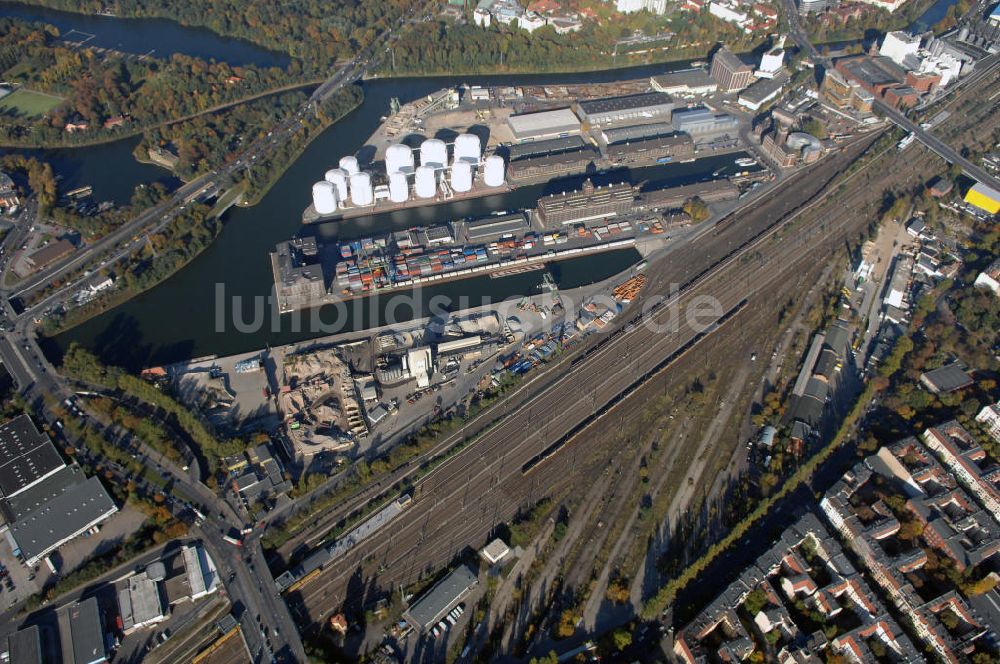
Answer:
xmin=47 ymin=61 xmax=754 ymax=369
xmin=1 ymin=136 xmax=182 ymax=205
xmin=0 ymin=2 xmax=289 ymax=68
xmin=908 ymin=0 xmax=959 ymax=33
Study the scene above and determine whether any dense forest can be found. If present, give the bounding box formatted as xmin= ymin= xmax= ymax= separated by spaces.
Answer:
xmin=136 ymin=90 xmax=310 ymax=181
xmin=0 ymin=17 xmax=297 ymax=145
xmin=131 ymin=83 xmax=361 ymax=200
xmin=9 ymin=0 xmax=419 ymax=69
xmin=387 ymin=11 xmax=759 ymax=75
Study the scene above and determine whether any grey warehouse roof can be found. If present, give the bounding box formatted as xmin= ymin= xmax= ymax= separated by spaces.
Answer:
xmin=651 ymin=67 xmax=716 ymax=91
xmin=2 ymin=463 xmax=86 ymax=522
xmin=602 ymin=122 xmax=675 ymax=144
xmin=403 ymin=564 xmax=479 ymax=630
xmin=0 ymin=414 xmax=63 ymax=498
xmin=507 ymin=135 xmax=586 ymax=161
xmin=10 ymin=476 xmax=117 ymax=563
xmin=739 ymin=72 xmax=790 ymax=105
xmin=6 ymin=626 xmax=42 ymax=664
xmin=466 ymin=213 xmax=528 ymax=241
xmin=60 ymin=597 xmax=105 ymax=664
xmin=921 ymin=363 xmax=974 ymax=394
xmin=507 ymin=107 xmax=580 ymax=138
xmin=578 ymin=91 xmax=673 ymax=115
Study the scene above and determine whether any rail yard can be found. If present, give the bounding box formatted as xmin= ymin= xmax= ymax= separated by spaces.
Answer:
xmin=5 ymin=2 xmax=1000 ymax=658
xmin=278 ymin=129 xmax=891 ymax=632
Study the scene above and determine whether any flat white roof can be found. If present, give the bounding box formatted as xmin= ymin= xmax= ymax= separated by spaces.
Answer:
xmin=507 ymin=108 xmax=581 ymax=135
xmin=480 ymin=538 xmax=510 ymax=564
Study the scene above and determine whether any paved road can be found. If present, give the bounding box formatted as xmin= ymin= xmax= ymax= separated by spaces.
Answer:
xmin=781 ymin=0 xmax=1000 ymax=191
xmin=283 ymin=134 xmax=885 ymax=629
xmin=0 ymin=4 xmax=438 ymax=659
xmin=874 ymin=92 xmax=1000 ymax=192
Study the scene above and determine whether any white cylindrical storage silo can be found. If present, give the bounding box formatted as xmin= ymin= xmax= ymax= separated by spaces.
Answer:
xmin=414 ymin=165 xmax=437 ymax=199
xmin=483 ymin=155 xmax=505 ymax=188
xmin=312 ymin=181 xmax=338 ymax=215
xmin=339 ymin=155 xmax=360 ymax=175
xmin=349 ymin=172 xmax=373 ymax=206
xmin=325 ymin=168 xmax=349 ymax=201
xmin=420 ymin=139 xmax=448 ymax=169
xmin=453 ymin=133 xmax=481 ymax=165
xmin=450 ymin=161 xmax=473 ymax=193
xmin=388 ymin=171 xmax=409 ymax=203
xmin=385 ymin=144 xmax=414 ymax=175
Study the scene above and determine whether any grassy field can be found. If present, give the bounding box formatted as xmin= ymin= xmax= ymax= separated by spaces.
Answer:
xmin=0 ymin=88 xmax=64 ymax=117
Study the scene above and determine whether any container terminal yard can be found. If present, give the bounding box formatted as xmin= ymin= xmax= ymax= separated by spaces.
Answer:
xmin=273 ymin=175 xmax=758 ymax=314
xmin=276 ymin=71 xmax=831 ymax=316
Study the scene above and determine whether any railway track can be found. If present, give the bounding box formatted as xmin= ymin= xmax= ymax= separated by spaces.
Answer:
xmin=286 ymin=131 xmax=899 ymax=624
xmin=273 ymin=131 xmax=885 ymax=562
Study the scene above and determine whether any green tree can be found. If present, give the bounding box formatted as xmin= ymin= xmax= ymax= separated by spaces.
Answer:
xmin=682 ymin=196 xmax=710 ymax=222
xmin=611 ymin=628 xmax=632 ymax=651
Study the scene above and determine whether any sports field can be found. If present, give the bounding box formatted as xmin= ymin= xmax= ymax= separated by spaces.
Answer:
xmin=0 ymin=88 xmax=64 ymax=117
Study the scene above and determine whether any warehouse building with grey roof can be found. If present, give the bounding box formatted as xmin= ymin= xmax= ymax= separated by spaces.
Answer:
xmin=577 ymin=92 xmax=674 ymax=127
xmin=402 ymin=565 xmax=479 ymax=631
xmin=0 ymin=415 xmax=118 ymax=567
xmin=9 ymin=475 xmax=118 ymax=566
xmin=650 ymin=68 xmax=718 ymax=96
xmin=0 ymin=414 xmax=64 ymax=500
xmin=506 ymin=107 xmax=581 ymax=142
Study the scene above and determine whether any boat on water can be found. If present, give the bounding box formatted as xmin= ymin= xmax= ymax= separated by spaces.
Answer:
xmin=735 ymin=157 xmax=758 ymax=167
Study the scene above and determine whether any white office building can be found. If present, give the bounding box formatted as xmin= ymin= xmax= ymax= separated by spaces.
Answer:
xmin=880 ymin=31 xmax=921 ymax=66
xmin=616 ymin=0 xmax=668 ymax=12
xmin=977 ymin=403 xmax=1000 ymax=445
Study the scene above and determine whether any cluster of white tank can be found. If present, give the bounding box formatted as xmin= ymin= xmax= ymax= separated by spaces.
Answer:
xmin=311 ymin=133 xmax=507 ymax=214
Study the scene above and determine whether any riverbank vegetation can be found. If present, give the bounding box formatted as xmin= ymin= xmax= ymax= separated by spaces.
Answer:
xmin=136 ymin=84 xmax=363 ymax=203
xmin=135 ymin=90 xmax=309 ymax=181
xmin=10 ymin=0 xmax=418 ymax=70
xmin=803 ymin=0 xmax=955 ymax=43
xmin=383 ymin=11 xmax=762 ymax=76
xmin=238 ymin=84 xmax=363 ymax=204
xmin=0 ymin=153 xmax=57 ymax=210
xmin=37 ymin=202 xmax=221 ymax=331
xmin=61 ymin=343 xmax=245 ymax=469
xmin=0 ymin=16 xmax=300 ymax=147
